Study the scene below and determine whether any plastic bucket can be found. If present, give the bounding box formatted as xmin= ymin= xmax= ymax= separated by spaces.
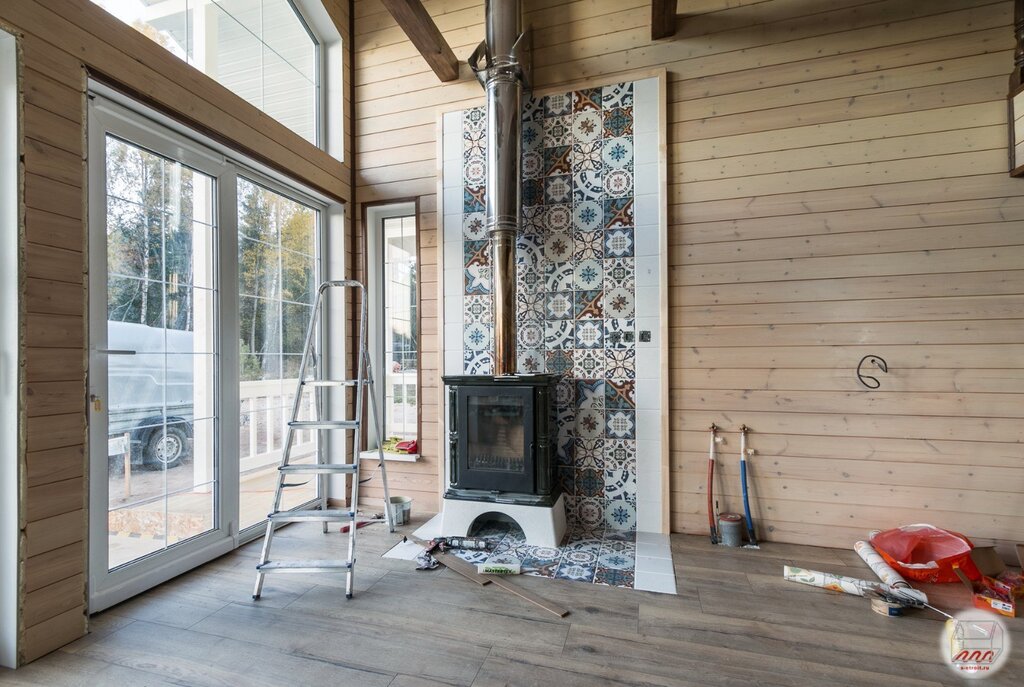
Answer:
xmin=388 ymin=496 xmax=412 ymax=526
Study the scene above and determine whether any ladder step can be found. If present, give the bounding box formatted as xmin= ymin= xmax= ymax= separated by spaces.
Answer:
xmin=257 ymin=559 xmax=353 ymax=573
xmin=268 ymin=509 xmax=355 ymax=523
xmin=280 ymin=464 xmax=357 ymax=475
xmin=288 ymin=420 xmax=359 ymax=430
xmin=302 ymin=379 xmax=359 ymax=387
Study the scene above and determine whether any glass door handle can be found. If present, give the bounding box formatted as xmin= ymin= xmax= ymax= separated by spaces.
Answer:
xmin=96 ymin=349 xmax=136 ymax=355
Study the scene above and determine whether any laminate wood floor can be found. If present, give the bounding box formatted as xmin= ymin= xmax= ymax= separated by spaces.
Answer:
xmin=2 ymin=515 xmax=1021 ymax=686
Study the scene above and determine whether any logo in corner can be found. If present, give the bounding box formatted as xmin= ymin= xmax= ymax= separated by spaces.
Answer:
xmin=941 ymin=612 xmax=1011 ymax=680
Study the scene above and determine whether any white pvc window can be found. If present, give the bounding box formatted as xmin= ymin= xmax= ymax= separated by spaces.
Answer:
xmin=92 ymin=0 xmax=321 ymax=145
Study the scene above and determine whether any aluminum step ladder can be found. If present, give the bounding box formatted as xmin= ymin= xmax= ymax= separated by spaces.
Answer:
xmin=253 ymin=280 xmax=394 ymax=600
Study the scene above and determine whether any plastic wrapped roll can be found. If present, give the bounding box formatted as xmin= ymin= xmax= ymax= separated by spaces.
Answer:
xmin=855 ymin=540 xmax=928 ymax=605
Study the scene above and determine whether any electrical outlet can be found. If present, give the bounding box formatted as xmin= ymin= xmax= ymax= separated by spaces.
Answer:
xmin=639 ymin=330 xmax=651 ymax=343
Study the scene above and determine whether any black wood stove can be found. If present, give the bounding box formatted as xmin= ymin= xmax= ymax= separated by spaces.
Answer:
xmin=443 ymin=374 xmax=561 ymax=507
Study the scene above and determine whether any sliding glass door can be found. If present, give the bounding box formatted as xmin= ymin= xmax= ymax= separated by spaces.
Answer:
xmin=88 ymin=93 xmax=328 ymax=611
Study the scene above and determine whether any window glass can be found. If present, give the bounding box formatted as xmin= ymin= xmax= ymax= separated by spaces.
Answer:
xmin=92 ymin=0 xmax=319 ymax=144
xmin=382 ymin=216 xmax=418 ymax=441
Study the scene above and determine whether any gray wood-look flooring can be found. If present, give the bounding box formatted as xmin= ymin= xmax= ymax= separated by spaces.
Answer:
xmin=2 ymin=516 xmax=1021 ymax=686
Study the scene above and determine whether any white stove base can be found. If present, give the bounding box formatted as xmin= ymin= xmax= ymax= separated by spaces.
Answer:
xmin=440 ymin=493 xmax=567 ymax=548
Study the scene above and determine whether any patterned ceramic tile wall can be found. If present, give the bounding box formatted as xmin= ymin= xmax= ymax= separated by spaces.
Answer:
xmin=443 ymin=78 xmax=662 ymax=534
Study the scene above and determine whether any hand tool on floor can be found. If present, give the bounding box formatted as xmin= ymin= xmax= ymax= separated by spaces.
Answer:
xmin=706 ymin=423 xmax=722 ymax=544
xmin=739 ymin=425 xmax=758 ymax=548
xmin=252 ymin=280 xmax=395 ymax=602
xmin=339 ymin=514 xmax=384 ymax=534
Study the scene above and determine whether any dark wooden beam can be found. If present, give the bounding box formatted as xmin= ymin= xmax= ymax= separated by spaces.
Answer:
xmin=381 ymin=0 xmax=459 ymax=82
xmin=651 ymin=0 xmax=678 ymax=40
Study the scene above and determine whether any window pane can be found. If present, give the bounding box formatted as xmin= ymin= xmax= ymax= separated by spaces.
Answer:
xmin=238 ymin=177 xmax=319 ymax=531
xmin=91 ymin=0 xmax=320 ymax=144
xmin=381 ymin=215 xmax=418 ymax=441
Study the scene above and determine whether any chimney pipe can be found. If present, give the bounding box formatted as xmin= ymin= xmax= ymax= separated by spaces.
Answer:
xmin=470 ymin=0 xmax=530 ymax=376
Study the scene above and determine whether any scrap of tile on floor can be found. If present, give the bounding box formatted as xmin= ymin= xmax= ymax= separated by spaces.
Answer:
xmin=381 ymin=514 xmax=676 ymax=594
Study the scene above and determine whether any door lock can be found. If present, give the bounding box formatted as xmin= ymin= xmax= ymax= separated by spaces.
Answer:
xmin=90 ymin=394 xmax=102 ymax=412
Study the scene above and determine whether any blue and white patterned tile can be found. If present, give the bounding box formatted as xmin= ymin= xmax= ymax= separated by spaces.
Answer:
xmin=463 ymin=212 xmax=486 ymax=240
xmin=545 ymin=319 xmax=575 ymax=349
xmin=464 ymin=106 xmax=486 ymax=130
xmin=544 ymin=261 xmax=574 ymax=292
xmin=571 ymin=109 xmax=602 ymax=143
xmin=517 ymin=292 xmax=545 ymax=322
xmin=603 ymin=107 xmax=633 ymax=138
xmin=544 ymin=145 xmax=572 ymax=176
xmin=546 ymin=349 xmax=574 ymax=375
xmin=542 ymin=228 xmax=573 ymax=262
xmin=544 ymin=93 xmax=572 ymax=117
xmin=465 ymin=263 xmax=491 ymax=296
xmin=604 ymin=498 xmax=637 ymax=532
xmin=518 ymin=321 xmax=545 ymax=349
xmin=465 ymin=294 xmax=492 ymax=324
xmin=543 ymin=204 xmax=572 ymax=233
xmin=557 ymin=465 xmax=575 ymax=497
xmin=573 ymin=200 xmax=603 ymax=232
xmin=602 ymin=82 xmax=634 ymax=109
xmin=573 ymin=257 xmax=604 ymax=290
xmin=518 ymin=264 xmax=544 ymax=295
xmin=463 ymin=350 xmax=493 ymax=376
xmin=518 ymin=349 xmax=545 ymax=375
xmin=464 ymin=155 xmax=486 ymax=186
xmin=542 ymin=114 xmax=572 ymax=147
xmin=575 ymin=438 xmax=605 ymax=469
xmin=573 ymin=141 xmax=602 ymax=173
xmin=602 ymin=137 xmax=634 ymax=170
xmin=575 ymin=320 xmax=604 ymax=349
xmin=517 ymin=233 xmax=543 ymax=271
xmin=555 ymin=562 xmax=597 ymax=583
xmin=604 ymin=257 xmax=635 ymax=290
xmin=575 ymin=467 xmax=604 ymax=499
xmin=604 ymin=197 xmax=635 ymax=230
xmin=604 ymin=529 xmax=637 ymax=544
xmin=522 ymin=177 xmax=545 ymax=207
xmin=545 ymin=175 xmax=573 ymax=204
xmin=574 ymin=289 xmax=603 ymax=320
xmin=522 ymin=150 xmax=544 ymax=179
xmin=463 ymin=185 xmax=486 ymax=213
xmin=572 ymin=87 xmax=603 ymax=113
xmin=545 ymin=292 xmax=574 ymax=320
xmin=574 ymin=407 xmax=605 ymax=440
xmin=594 ymin=567 xmax=635 ymax=588
xmin=556 ymin=377 xmax=576 ymax=407
xmin=571 ymin=170 xmax=603 ymax=204
xmin=522 ymin=205 xmax=545 ymax=235
xmin=604 ymin=169 xmax=634 ymax=198
xmin=606 ymin=409 xmax=636 ymax=440
xmin=464 ymin=128 xmax=486 ymax=157
xmin=573 ymin=230 xmax=604 ymax=262
xmin=603 ymin=287 xmax=635 ymax=319
xmin=575 ymin=496 xmax=605 ymax=530
xmin=463 ymin=322 xmax=491 ymax=352
xmin=575 ymin=379 xmax=604 ymax=409
xmin=604 ymin=439 xmax=636 ymax=471
xmin=605 ymin=380 xmax=636 ymax=410
xmin=604 ymin=227 xmax=635 ymax=259
xmin=522 ymin=95 xmax=544 ymax=122
xmin=574 ymin=348 xmax=606 ymax=379
xmin=522 ymin=121 xmax=544 ymax=151
xmin=605 ymin=349 xmax=636 ymax=381
xmin=605 ymin=468 xmax=634 ymax=501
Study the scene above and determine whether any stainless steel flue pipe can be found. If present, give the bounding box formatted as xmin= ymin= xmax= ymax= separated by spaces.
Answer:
xmin=470 ymin=0 xmax=529 ymax=376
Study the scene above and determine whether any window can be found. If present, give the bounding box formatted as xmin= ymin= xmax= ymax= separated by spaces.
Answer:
xmin=381 ymin=215 xmax=418 ymax=441
xmin=92 ymin=0 xmax=320 ymax=144
xmin=366 ymin=206 xmax=419 ymax=447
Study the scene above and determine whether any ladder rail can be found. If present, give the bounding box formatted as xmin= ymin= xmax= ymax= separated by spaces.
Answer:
xmin=253 ymin=279 xmax=395 ymax=601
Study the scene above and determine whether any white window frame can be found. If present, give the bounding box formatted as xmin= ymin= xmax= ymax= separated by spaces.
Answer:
xmin=86 ymin=83 xmax=345 ymax=612
xmin=364 ymin=202 xmax=418 ymax=453
xmin=0 ymin=28 xmax=19 ymax=670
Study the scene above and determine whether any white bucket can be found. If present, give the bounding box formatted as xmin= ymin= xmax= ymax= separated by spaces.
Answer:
xmin=388 ymin=496 xmax=412 ymax=526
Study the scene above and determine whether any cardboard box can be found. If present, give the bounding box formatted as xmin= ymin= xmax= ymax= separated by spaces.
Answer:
xmin=956 ymin=543 xmax=1024 ymax=618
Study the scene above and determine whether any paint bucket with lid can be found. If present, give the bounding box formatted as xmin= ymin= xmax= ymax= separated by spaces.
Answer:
xmin=718 ymin=513 xmax=744 ymax=547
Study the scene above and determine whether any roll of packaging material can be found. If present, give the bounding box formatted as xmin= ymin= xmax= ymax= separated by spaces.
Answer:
xmin=855 ymin=540 xmax=928 ymax=605
xmin=719 ymin=513 xmax=743 ymax=547
xmin=783 ymin=565 xmax=881 ymax=597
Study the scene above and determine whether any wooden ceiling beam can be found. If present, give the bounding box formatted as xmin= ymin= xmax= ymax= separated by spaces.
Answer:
xmin=380 ymin=0 xmax=459 ymax=82
xmin=651 ymin=0 xmax=678 ymax=41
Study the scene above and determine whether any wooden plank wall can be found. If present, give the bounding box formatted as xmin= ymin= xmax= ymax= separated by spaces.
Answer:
xmin=0 ymin=0 xmax=351 ymax=664
xmin=352 ymin=0 xmax=1024 ymax=557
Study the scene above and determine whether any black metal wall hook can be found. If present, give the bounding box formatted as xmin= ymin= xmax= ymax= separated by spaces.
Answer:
xmin=857 ymin=355 xmax=888 ymax=389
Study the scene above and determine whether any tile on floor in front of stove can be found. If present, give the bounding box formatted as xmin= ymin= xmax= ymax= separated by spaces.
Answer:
xmin=636 ymin=541 xmax=672 ymax=559
xmin=634 ymin=570 xmax=677 ymax=595
xmin=635 ymin=554 xmax=674 ymax=576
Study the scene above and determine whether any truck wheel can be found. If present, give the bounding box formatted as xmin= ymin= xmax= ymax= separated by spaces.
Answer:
xmin=143 ymin=425 xmax=191 ymax=469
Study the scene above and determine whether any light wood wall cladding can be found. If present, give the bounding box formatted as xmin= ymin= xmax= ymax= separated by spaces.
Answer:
xmin=353 ymin=0 xmax=1024 ymax=560
xmin=0 ymin=0 xmax=352 ymax=665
